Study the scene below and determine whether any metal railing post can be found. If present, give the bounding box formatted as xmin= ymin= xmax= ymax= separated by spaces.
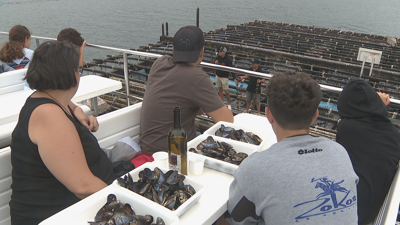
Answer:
xmin=123 ymin=52 xmax=130 ymax=106
xmin=196 ymin=7 xmax=200 ymax=28
xmin=90 ymin=97 xmax=99 ymax=116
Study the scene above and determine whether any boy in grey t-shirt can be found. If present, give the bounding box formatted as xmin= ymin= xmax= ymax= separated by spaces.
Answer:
xmin=227 ymin=72 xmax=359 ymax=225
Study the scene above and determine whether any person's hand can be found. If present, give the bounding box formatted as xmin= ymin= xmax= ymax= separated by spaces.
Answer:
xmin=198 ymin=108 xmax=210 ymax=118
xmin=198 ymin=108 xmax=206 ymax=116
xmin=215 ymin=60 xmax=219 ymax=64
xmin=257 ymin=79 xmax=262 ymax=84
xmin=80 ymin=115 xmax=99 ymax=132
xmin=377 ymin=92 xmax=390 ymax=106
xmin=234 ymin=79 xmax=238 ymax=85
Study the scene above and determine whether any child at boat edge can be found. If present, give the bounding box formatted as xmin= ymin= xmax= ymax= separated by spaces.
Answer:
xmin=22 ymin=27 xmax=87 ymax=91
xmin=225 ymin=71 xmax=359 ymax=225
xmin=0 ymin=25 xmax=33 ymax=73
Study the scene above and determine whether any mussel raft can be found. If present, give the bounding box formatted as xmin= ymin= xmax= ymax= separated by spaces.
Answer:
xmin=85 ymin=21 xmax=400 ymax=140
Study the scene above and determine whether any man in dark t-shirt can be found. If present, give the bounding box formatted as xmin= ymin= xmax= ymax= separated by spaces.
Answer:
xmin=140 ymin=26 xmax=234 ymax=155
xmin=215 ymin=46 xmax=233 ymax=109
xmin=236 ymin=58 xmax=265 ymax=115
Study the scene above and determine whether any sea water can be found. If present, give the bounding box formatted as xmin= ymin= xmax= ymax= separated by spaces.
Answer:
xmin=0 ymin=0 xmax=399 ymax=61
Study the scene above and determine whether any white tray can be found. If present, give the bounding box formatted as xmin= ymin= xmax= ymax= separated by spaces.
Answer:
xmin=203 ymin=121 xmax=268 ymax=151
xmin=113 ymin=162 xmax=207 ymax=217
xmin=188 ymin=134 xmax=258 ymax=175
xmin=39 ymin=185 xmax=179 ymax=225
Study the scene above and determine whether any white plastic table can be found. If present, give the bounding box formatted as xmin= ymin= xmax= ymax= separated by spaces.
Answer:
xmin=179 ymin=166 xmax=234 ymax=224
xmin=0 ymin=75 xmax=122 ymax=125
xmin=39 ymin=162 xmax=234 ymax=225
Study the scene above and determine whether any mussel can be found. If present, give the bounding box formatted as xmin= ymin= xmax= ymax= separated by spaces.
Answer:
xmin=117 ymin=168 xmax=195 ymax=211
xmin=214 ymin=125 xmax=263 ymax=145
xmin=89 ymin=194 xmax=165 ymax=225
xmin=194 ymin=136 xmax=249 ymax=166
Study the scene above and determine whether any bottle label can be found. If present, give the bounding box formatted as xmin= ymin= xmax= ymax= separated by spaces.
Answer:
xmin=169 ymin=153 xmax=181 ymax=173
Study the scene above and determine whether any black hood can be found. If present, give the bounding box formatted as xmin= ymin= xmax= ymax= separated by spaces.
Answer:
xmin=338 ymin=79 xmax=388 ymax=120
xmin=336 ymin=79 xmax=400 ymax=224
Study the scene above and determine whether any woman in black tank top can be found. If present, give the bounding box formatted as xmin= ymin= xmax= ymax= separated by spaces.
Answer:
xmin=10 ymin=41 xmax=115 ymax=225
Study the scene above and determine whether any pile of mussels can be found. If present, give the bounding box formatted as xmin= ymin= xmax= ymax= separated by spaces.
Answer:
xmin=215 ymin=124 xmax=262 ymax=145
xmin=88 ymin=194 xmax=165 ymax=225
xmin=189 ymin=136 xmax=249 ymax=165
xmin=117 ymin=167 xmax=196 ymax=211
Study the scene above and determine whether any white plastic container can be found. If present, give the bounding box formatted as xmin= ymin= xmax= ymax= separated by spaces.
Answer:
xmin=203 ymin=121 xmax=269 ymax=151
xmin=113 ymin=162 xmax=207 ymax=217
xmin=187 ymin=134 xmax=258 ymax=175
xmin=233 ymin=113 xmax=277 ymax=150
xmin=39 ymin=185 xmax=179 ymax=225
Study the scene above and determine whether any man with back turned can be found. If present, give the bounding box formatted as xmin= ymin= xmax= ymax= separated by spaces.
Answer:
xmin=227 ymin=72 xmax=358 ymax=225
xmin=140 ymin=25 xmax=233 ymax=155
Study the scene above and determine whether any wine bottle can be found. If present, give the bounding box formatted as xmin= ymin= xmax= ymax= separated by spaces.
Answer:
xmin=168 ymin=107 xmax=188 ymax=175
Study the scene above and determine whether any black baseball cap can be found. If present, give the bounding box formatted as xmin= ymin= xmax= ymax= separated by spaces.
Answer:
xmin=219 ymin=46 xmax=228 ymax=52
xmin=252 ymin=58 xmax=260 ymax=64
xmin=173 ymin=26 xmax=205 ymax=63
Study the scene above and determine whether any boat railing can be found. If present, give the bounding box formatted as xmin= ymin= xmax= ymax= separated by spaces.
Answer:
xmin=1 ymin=32 xmax=399 ymax=106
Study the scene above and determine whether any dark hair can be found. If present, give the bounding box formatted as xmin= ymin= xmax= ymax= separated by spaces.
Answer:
xmin=25 ymin=41 xmax=80 ymax=91
xmin=57 ymin=28 xmax=84 ymax=47
xmin=266 ymin=71 xmax=322 ymax=130
xmin=0 ymin=25 xmax=31 ymax=63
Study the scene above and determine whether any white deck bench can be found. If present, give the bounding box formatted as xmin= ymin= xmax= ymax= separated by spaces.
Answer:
xmin=0 ymin=102 xmax=142 ymax=225
xmin=0 ymin=69 xmax=27 ymax=95
xmin=0 ymin=75 xmax=122 ymax=148
xmin=94 ymin=102 xmax=142 ymax=148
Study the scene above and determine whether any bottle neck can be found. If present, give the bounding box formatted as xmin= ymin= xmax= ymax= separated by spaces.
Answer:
xmin=173 ymin=107 xmax=181 ymax=129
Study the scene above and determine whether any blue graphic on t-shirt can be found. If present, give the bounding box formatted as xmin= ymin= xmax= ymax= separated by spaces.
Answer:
xmin=294 ymin=177 xmax=356 ymax=220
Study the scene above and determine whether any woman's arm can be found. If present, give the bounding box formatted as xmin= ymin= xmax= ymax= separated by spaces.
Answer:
xmin=69 ymin=101 xmax=99 ymax=132
xmin=29 ymin=103 xmax=106 ymax=199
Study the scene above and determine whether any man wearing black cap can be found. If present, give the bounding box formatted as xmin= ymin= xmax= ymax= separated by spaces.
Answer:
xmin=215 ymin=46 xmax=233 ymax=109
xmin=236 ymin=58 xmax=265 ymax=115
xmin=140 ymin=26 xmax=234 ymax=155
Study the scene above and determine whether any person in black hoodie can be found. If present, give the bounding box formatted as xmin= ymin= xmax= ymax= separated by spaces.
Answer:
xmin=336 ymin=79 xmax=400 ymax=225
